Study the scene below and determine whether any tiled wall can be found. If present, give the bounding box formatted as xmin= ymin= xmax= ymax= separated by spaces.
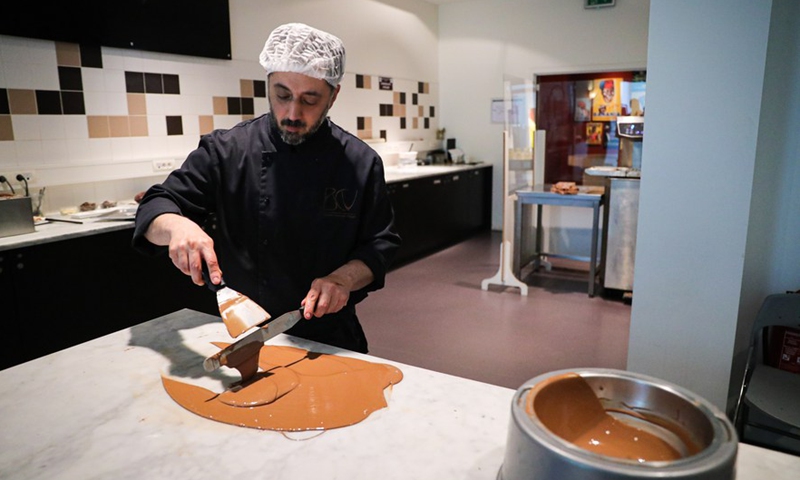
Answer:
xmin=0 ymin=35 xmax=439 ymax=211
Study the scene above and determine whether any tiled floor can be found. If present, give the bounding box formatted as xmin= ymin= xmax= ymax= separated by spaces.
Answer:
xmin=358 ymin=230 xmax=632 ymax=390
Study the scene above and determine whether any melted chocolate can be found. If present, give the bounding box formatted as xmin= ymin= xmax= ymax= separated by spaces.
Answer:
xmin=163 ymin=345 xmax=403 ymax=431
xmin=526 ymin=373 xmax=700 ymax=462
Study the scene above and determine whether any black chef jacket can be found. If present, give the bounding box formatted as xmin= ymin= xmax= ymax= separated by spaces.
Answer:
xmin=132 ymin=114 xmax=401 ymax=353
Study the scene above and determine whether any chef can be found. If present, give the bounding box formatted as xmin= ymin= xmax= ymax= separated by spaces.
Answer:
xmin=133 ymin=23 xmax=401 ymax=353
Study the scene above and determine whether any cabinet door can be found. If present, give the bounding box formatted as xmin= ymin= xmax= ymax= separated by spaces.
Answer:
xmin=6 ymin=228 xmax=217 ymax=369
xmin=0 ymin=251 xmax=23 ymax=369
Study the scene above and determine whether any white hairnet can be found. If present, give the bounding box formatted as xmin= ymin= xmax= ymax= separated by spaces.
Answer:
xmin=259 ymin=23 xmax=346 ymax=87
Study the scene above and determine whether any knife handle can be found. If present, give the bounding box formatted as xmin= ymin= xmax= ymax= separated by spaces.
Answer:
xmin=201 ymin=262 xmax=226 ymax=292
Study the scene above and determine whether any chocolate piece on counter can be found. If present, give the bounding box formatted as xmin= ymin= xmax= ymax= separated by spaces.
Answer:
xmin=79 ymin=202 xmax=97 ymax=211
xmin=101 ymin=200 xmax=117 ymax=209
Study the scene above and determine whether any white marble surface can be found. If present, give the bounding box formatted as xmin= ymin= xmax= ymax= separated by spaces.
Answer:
xmin=0 ymin=164 xmax=488 ymax=252
xmin=0 ymin=217 xmax=133 ymax=251
xmin=383 ymin=163 xmax=489 ymax=183
xmin=0 ymin=309 xmax=513 ymax=480
xmin=1 ymin=309 xmax=798 ymax=480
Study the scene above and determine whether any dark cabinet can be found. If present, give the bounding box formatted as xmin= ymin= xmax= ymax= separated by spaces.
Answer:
xmin=0 ymin=228 xmax=217 ymax=370
xmin=388 ymin=166 xmax=492 ymax=266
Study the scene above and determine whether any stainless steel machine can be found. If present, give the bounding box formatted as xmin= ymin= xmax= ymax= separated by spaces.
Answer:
xmin=586 ymin=116 xmax=643 ymax=300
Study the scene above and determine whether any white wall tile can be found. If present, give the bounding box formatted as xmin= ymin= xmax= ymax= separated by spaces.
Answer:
xmin=83 ymin=90 xmax=110 ymax=116
xmin=39 ymin=139 xmax=69 ymax=164
xmin=15 ymin=139 xmax=44 ymax=162
xmin=81 ymin=68 xmax=106 ymax=93
xmin=63 ymin=116 xmax=89 ymax=139
xmin=103 ymin=69 xmax=126 ymax=93
xmin=39 ymin=116 xmax=67 ymax=140
xmin=147 ymin=115 xmax=167 ymax=137
xmin=11 ymin=116 xmax=41 ymax=141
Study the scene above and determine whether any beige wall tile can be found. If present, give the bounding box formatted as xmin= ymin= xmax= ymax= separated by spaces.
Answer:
xmin=199 ymin=115 xmax=214 ymax=135
xmin=87 ymin=116 xmax=110 ymax=138
xmin=8 ymin=89 xmax=37 ymax=114
xmin=0 ymin=116 xmax=14 ymax=141
xmin=109 ymin=116 xmax=130 ymax=137
xmin=240 ymin=79 xmax=253 ymax=98
xmin=55 ymin=42 xmax=81 ymax=67
xmin=129 ymin=115 xmax=148 ymax=137
xmin=127 ymin=94 xmax=147 ymax=115
xmin=213 ymin=97 xmax=227 ymax=115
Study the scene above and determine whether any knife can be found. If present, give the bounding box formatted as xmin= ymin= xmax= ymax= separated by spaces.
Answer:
xmin=202 ymin=307 xmax=304 ymax=373
xmin=202 ymin=263 xmax=271 ymax=338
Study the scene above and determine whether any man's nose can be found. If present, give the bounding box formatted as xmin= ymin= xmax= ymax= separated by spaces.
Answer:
xmin=286 ymin=99 xmax=303 ymax=120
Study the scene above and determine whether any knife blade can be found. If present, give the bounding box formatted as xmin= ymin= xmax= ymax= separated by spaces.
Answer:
xmin=203 ymin=308 xmax=304 ymax=373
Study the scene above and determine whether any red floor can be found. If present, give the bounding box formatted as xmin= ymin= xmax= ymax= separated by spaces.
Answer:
xmin=358 ymin=230 xmax=632 ymax=390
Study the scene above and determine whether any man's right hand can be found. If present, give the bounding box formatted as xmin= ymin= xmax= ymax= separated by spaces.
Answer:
xmin=144 ymin=213 xmax=222 ymax=287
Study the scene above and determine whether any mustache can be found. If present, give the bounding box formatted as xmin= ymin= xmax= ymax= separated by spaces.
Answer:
xmin=281 ymin=118 xmax=305 ymax=128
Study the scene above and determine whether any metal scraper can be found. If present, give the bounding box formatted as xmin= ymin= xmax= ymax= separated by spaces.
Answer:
xmin=202 ymin=263 xmax=270 ymax=338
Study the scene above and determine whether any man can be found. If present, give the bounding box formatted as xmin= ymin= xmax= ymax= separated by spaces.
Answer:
xmin=133 ymin=23 xmax=401 ymax=353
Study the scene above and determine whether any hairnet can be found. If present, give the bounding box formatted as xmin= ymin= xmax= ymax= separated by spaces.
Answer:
xmin=259 ymin=23 xmax=346 ymax=87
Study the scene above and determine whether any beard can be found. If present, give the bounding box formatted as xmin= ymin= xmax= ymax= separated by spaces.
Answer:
xmin=269 ymin=103 xmax=331 ymax=146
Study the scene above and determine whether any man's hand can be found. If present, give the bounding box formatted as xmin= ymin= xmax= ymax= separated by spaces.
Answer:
xmin=301 ymin=260 xmax=373 ymax=319
xmin=144 ymin=213 xmax=222 ymax=286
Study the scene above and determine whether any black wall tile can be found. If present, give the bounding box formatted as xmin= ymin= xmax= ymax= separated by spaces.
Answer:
xmin=254 ymin=80 xmax=266 ymax=98
xmin=166 ymin=116 xmax=183 ymax=135
xmin=241 ymin=97 xmax=254 ymax=115
xmin=58 ymin=66 xmax=83 ymax=91
xmin=227 ymin=97 xmax=241 ymax=115
xmin=61 ymin=91 xmax=85 ymax=114
xmin=125 ymin=71 xmax=145 ymax=93
xmin=145 ymin=73 xmax=163 ymax=94
xmin=36 ymin=90 xmax=62 ymax=114
xmin=163 ymin=74 xmax=180 ymax=94
xmin=0 ymin=89 xmax=9 ymax=114
xmin=80 ymin=45 xmax=103 ymax=68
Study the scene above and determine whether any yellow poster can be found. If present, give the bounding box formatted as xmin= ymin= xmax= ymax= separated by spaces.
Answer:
xmin=591 ymin=78 xmax=621 ymax=121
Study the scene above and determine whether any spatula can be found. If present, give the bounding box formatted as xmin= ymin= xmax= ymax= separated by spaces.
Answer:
xmin=202 ymin=263 xmax=271 ymax=338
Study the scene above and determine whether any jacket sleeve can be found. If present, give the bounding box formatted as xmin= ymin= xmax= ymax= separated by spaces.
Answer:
xmin=348 ymin=154 xmax=402 ymax=297
xmin=131 ymin=136 xmax=220 ymax=255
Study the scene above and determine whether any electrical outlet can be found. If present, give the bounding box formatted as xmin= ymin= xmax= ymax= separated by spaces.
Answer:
xmin=152 ymin=159 xmax=175 ymax=172
xmin=16 ymin=172 xmax=34 ymax=183
xmin=0 ymin=172 xmax=34 ymax=191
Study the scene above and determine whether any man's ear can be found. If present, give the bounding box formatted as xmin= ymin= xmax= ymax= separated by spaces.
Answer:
xmin=329 ymin=84 xmax=341 ymax=107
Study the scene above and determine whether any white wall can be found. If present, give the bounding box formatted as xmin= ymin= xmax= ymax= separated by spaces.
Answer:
xmin=438 ymin=0 xmax=650 ymax=230
xmin=0 ymin=0 xmax=442 ymax=212
xmin=628 ymin=0 xmax=800 ymax=411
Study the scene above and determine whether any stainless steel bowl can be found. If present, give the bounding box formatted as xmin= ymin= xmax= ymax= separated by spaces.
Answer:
xmin=499 ymin=369 xmax=738 ymax=480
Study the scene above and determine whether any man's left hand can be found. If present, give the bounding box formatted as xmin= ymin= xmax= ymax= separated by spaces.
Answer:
xmin=301 ymin=260 xmax=374 ymax=319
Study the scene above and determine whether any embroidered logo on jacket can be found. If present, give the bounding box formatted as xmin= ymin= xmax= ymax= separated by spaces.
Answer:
xmin=323 ymin=187 xmax=358 ymax=218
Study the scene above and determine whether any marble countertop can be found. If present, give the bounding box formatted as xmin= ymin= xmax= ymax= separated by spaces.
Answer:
xmin=1 ymin=309 xmax=798 ymax=480
xmin=0 ymin=216 xmax=134 ymax=251
xmin=0 ymin=164 xmax=489 ymax=252
xmin=383 ymin=162 xmax=489 ymax=183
